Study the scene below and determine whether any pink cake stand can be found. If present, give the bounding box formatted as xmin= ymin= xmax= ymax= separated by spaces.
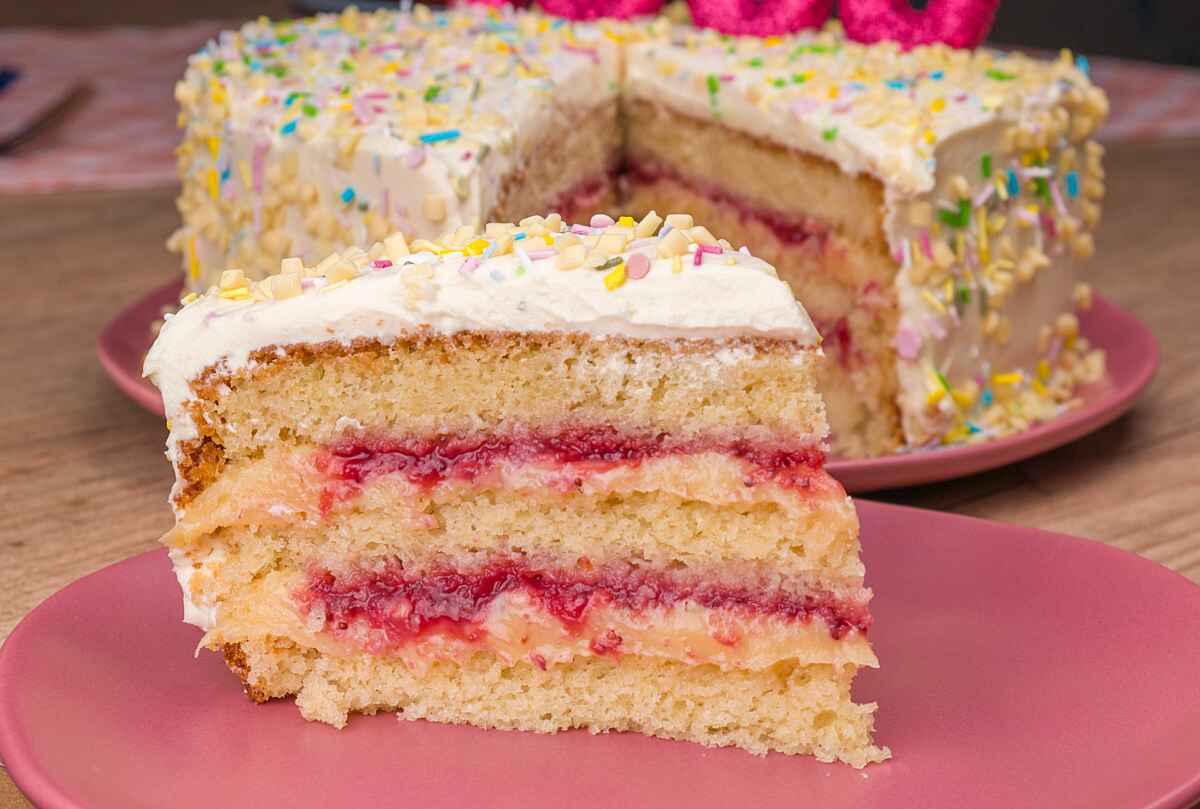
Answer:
xmin=2 ymin=501 xmax=1199 ymax=809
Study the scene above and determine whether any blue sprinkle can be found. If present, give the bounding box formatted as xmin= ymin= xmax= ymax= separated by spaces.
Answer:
xmin=280 ymin=119 xmax=298 ymax=135
xmin=1006 ymin=169 xmax=1019 ymax=197
xmin=489 ymin=269 xmax=505 ymax=282
xmin=219 ymin=166 xmax=231 ymax=183
xmin=1075 ymin=55 xmax=1090 ymax=76
xmin=967 ymin=421 xmax=982 ymax=434
xmin=340 ymin=187 xmax=355 ymax=204
xmin=1065 ymin=170 xmax=1080 ymax=198
xmin=284 ymin=94 xmax=297 ymax=107
xmin=513 ymin=232 xmax=526 ymax=241
xmin=885 ymin=79 xmax=906 ymax=90
xmin=419 ymin=128 xmax=460 ymax=144
xmin=550 ymin=18 xmax=566 ymax=28
xmin=981 ymin=389 xmax=994 ymax=407
xmin=846 ymin=81 xmax=866 ymax=91
xmin=930 ymin=70 xmax=944 ymax=80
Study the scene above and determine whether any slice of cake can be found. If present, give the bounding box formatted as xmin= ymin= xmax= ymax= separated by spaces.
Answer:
xmin=145 ymin=211 xmax=889 ymax=766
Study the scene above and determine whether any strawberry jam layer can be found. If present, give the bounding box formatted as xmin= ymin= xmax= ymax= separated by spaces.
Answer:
xmin=298 ymin=557 xmax=871 ymax=655
xmin=624 ymin=159 xmax=831 ymax=248
xmin=316 ymin=427 xmax=827 ymax=497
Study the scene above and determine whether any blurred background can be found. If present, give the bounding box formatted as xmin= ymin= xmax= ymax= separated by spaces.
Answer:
xmin=3 ymin=0 xmax=1200 ymax=64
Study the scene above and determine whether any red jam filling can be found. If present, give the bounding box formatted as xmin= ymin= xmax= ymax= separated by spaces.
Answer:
xmin=624 ymin=159 xmax=830 ymax=248
xmin=298 ymin=558 xmax=871 ymax=654
xmin=313 ymin=427 xmax=829 ymax=511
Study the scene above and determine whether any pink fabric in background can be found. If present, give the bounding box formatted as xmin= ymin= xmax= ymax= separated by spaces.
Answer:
xmin=1 ymin=23 xmax=1198 ymax=194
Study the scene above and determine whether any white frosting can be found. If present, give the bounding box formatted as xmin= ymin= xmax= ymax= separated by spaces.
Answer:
xmin=146 ymin=235 xmax=818 ymax=495
xmin=170 ymin=546 xmax=223 ymax=630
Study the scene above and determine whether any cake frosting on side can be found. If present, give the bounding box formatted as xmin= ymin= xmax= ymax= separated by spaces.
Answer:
xmin=146 ymin=212 xmax=889 ymax=766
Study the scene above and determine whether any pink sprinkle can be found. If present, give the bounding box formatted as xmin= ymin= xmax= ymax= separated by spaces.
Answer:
xmin=791 ymin=98 xmax=820 ymax=117
xmin=973 ymin=183 xmax=994 ymax=208
xmin=919 ymin=231 xmax=933 ymax=261
xmin=570 ymin=224 xmax=592 ymax=236
xmin=699 ymin=244 xmax=722 ymax=254
xmin=693 ymin=249 xmax=704 ymax=266
xmin=719 ymin=73 xmax=735 ymax=82
xmin=925 ymin=316 xmax=947 ymax=340
xmin=625 ymin=253 xmax=651 ymax=280
xmin=371 ymin=259 xmax=393 ymax=269
xmin=252 ymin=141 xmax=268 ymax=194
xmin=406 ymin=146 xmax=426 ymax=169
xmin=361 ymin=90 xmax=390 ymax=99
xmin=1048 ymin=336 xmax=1063 ymax=363
xmin=525 ymin=249 xmax=555 ymax=261
xmin=563 ymin=44 xmax=600 ymax=64
xmin=590 ymin=214 xmax=615 ymax=228
xmin=1040 ymin=213 xmax=1057 ymax=241
xmin=1050 ymin=180 xmax=1067 ymax=216
xmin=892 ymin=326 xmax=922 ymax=360
xmin=460 ymin=256 xmax=481 ymax=275
xmin=369 ymin=43 xmax=405 ymax=54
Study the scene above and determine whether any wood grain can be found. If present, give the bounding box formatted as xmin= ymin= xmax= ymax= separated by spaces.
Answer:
xmin=1 ymin=137 xmax=1198 ymax=807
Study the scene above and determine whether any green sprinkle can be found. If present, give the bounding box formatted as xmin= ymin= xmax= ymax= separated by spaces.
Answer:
xmin=424 ymin=84 xmax=441 ymax=102
xmin=213 ymin=59 xmax=226 ymax=76
xmin=1035 ymin=176 xmax=1052 ymax=206
xmin=301 ymin=103 xmax=318 ymax=118
xmin=596 ymin=256 xmax=623 ymax=271
xmin=787 ymin=46 xmax=805 ymax=62
xmin=937 ymin=199 xmax=971 ymax=229
xmin=985 ymin=68 xmax=1016 ymax=81
xmin=470 ymin=78 xmax=481 ymax=101
xmin=340 ymin=59 xmax=355 ymax=73
xmin=791 ymin=73 xmax=808 ymax=84
xmin=773 ymin=78 xmax=787 ymax=88
xmin=277 ymin=33 xmax=297 ymax=45
xmin=821 ymin=127 xmax=838 ymax=141
xmin=747 ymin=57 xmax=763 ymax=68
xmin=981 ymin=153 xmax=992 ymax=178
xmin=264 ymin=64 xmax=287 ymax=78
xmin=935 ymin=370 xmax=952 ymax=392
xmin=809 ymin=44 xmax=829 ymax=54
xmin=706 ymin=73 xmax=721 ymax=118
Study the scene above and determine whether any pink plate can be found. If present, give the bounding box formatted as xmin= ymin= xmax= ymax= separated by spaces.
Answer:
xmin=3 ymin=502 xmax=1199 ymax=809
xmin=99 ymin=284 xmax=1158 ymax=492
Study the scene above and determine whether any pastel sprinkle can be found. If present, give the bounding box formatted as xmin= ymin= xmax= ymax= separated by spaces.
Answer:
xmin=340 ymin=187 xmax=355 ymax=204
xmin=625 ymin=252 xmax=651 ymax=280
xmin=821 ymin=127 xmax=838 ymax=141
xmin=604 ymin=262 xmax=626 ymax=291
xmin=985 ymin=68 xmax=1016 ymax=81
xmin=280 ymin=119 xmax=298 ymax=135
xmin=406 ymin=146 xmax=426 ymax=169
xmin=590 ymin=214 xmax=615 ymax=228
xmin=1065 ymin=171 xmax=1080 ymax=198
xmin=419 ymin=129 xmax=460 ymax=143
xmin=1006 ymin=169 xmax=1020 ymax=197
xmin=892 ymin=327 xmax=922 ymax=360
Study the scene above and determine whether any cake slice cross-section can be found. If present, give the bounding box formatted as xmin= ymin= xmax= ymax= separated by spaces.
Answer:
xmin=145 ymin=211 xmax=889 ymax=767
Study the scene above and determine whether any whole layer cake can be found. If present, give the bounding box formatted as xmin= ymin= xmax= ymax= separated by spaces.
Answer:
xmin=145 ymin=211 xmax=889 ymax=766
xmin=170 ymin=5 xmax=1106 ymax=456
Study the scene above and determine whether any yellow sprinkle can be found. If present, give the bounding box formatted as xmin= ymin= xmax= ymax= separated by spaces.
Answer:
xmin=955 ymin=232 xmax=966 ymax=263
xmin=166 ymin=419 xmax=173 ymax=431
xmin=943 ymin=278 xmax=954 ymax=301
xmin=603 ymin=29 xmax=624 ymax=44
xmin=219 ymin=287 xmax=250 ymax=301
xmin=209 ymin=83 xmax=226 ymax=106
xmin=1036 ymin=360 xmax=1051 ymax=381
xmin=604 ymin=262 xmax=626 ymax=291
xmin=828 ymin=85 xmax=840 ymax=100
xmin=763 ymin=36 xmax=781 ymax=47
xmin=923 ymin=129 xmax=936 ymax=145
xmin=995 ymin=175 xmax=1009 ymax=200
xmin=617 ymin=215 xmax=636 ymax=228
xmin=238 ymin=160 xmax=252 ymax=190
xmin=921 ymin=290 xmax=946 ymax=314
xmin=206 ymin=168 xmax=219 ymax=200
xmin=951 ymin=388 xmax=974 ymax=409
xmin=1032 ymin=379 xmax=1048 ymax=396
xmin=927 ymin=386 xmax=946 ymax=406
xmin=206 ymin=136 xmax=221 ymax=160
xmin=671 ymin=254 xmax=682 ymax=274
xmin=187 ymin=236 xmax=199 ymax=280
xmin=930 ymin=97 xmax=946 ymax=113
xmin=977 ymin=207 xmax=989 ymax=265
xmin=180 ymin=292 xmax=199 ymax=305
xmin=465 ymin=239 xmax=489 ymax=256
xmin=992 ymin=372 xmax=1022 ymax=386
xmin=941 ymin=424 xmax=970 ymax=445
xmin=543 ymin=234 xmax=554 ymax=246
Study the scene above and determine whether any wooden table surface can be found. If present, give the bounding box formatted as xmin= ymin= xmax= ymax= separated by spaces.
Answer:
xmin=1 ymin=136 xmax=1199 ymax=807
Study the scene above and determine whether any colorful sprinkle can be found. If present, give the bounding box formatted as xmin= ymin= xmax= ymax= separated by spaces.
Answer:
xmin=419 ymin=129 xmax=460 ymax=144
